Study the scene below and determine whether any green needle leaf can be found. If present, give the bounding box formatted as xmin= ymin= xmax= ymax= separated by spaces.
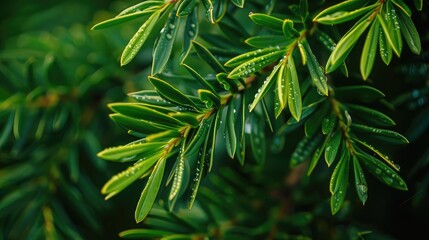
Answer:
xmin=135 ymin=157 xmax=167 ymax=222
xmin=121 ymin=11 xmax=161 ymax=66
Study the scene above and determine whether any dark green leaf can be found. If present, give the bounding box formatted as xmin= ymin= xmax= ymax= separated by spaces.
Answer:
xmin=121 ymin=11 xmax=162 ymax=66
xmin=225 ymin=96 xmax=239 ymax=158
xmin=192 ymin=41 xmax=226 ymax=73
xmin=189 ymin=131 xmax=210 ymax=209
xmin=300 ymin=40 xmax=328 ymax=96
xmin=351 ymin=123 xmax=409 ymax=144
xmin=360 ymin=19 xmax=380 ymax=80
xmin=152 ymin=11 xmax=180 ymax=75
xmin=181 ymin=10 xmax=198 ymax=60
xmin=305 ymin=102 xmax=329 ymax=137
xmin=396 ymin=10 xmax=421 ymax=54
xmin=308 ymin=131 xmax=332 ymax=175
xmin=149 ymin=76 xmax=200 ymax=111
xmin=335 ymin=85 xmax=385 ymax=102
xmin=391 ymin=0 xmax=412 ymax=16
xmin=291 ymin=134 xmax=322 ymax=167
xmin=177 ymin=0 xmax=199 ymax=16
xmin=185 ymin=117 xmax=213 ymax=157
xmin=325 ymin=130 xmax=342 ymax=166
xmin=346 ymin=103 xmax=395 ymax=127
xmin=353 ymin=156 xmax=368 ymax=205
xmin=203 ymin=0 xmax=227 ymax=23
xmin=249 ymin=13 xmax=283 ymax=32
xmin=181 ymin=63 xmax=217 ymax=94
xmin=209 ymin=109 xmax=223 ymax=172
xmin=169 ymin=112 xmax=199 ymax=127
xmin=110 ymin=113 xmax=169 ymax=134
xmin=352 ymin=138 xmax=400 ymax=171
xmin=313 ymin=29 xmax=349 ymax=76
xmin=330 ymin=146 xmax=350 ymax=214
xmin=414 ymin=0 xmax=423 ymax=10
xmin=299 ymin=0 xmax=308 ymax=22
xmin=357 ymin=151 xmax=407 ymax=190
xmin=249 ymin=113 xmax=266 ymax=165
xmin=322 ymin=113 xmax=337 ymax=135
xmin=169 ymin=141 xmax=186 ymax=203
xmin=135 ymin=157 xmax=167 ymax=222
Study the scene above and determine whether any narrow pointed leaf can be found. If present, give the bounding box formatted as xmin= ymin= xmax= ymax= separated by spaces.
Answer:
xmin=121 ymin=11 xmax=161 ymax=66
xmin=225 ymin=96 xmax=239 ymax=158
xmin=152 ymin=11 xmax=180 ymax=75
xmin=325 ymin=130 xmax=342 ymax=166
xmin=308 ymin=131 xmax=332 ymax=175
xmin=357 ymin=151 xmax=407 ymax=190
xmin=379 ymin=27 xmax=393 ymax=65
xmin=128 ymin=90 xmax=174 ymax=106
xmin=277 ymin=61 xmax=287 ymax=111
xmin=98 ymin=142 xmax=167 ymax=161
xmin=322 ymin=113 xmax=337 ymax=135
xmin=360 ymin=19 xmax=380 ymax=80
xmin=353 ymin=156 xmax=368 ymax=204
xmin=91 ymin=5 xmax=160 ymax=30
xmin=109 ymin=103 xmax=184 ymax=128
xmin=396 ymin=10 xmax=421 ymax=54
xmin=110 ymin=114 xmax=168 ymax=134
xmin=377 ymin=2 xmax=403 ymax=57
xmin=346 ymin=103 xmax=395 ymax=127
xmin=301 ymin=40 xmax=328 ymax=96
xmin=181 ymin=64 xmax=217 ymax=94
xmin=101 ymin=154 xmax=161 ymax=196
xmin=135 ymin=157 xmax=167 ymax=222
xmin=351 ymin=123 xmax=409 ymax=144
xmin=291 ymin=134 xmax=322 ymax=167
xmin=119 ymin=229 xmax=173 ymax=238
xmin=228 ymin=49 xmax=286 ymax=79
xmin=352 ymin=138 xmax=400 ymax=171
xmin=314 ymin=3 xmax=375 ymax=25
xmin=192 ymin=41 xmax=226 ymax=73
xmin=330 ymin=146 xmax=350 ymax=214
xmin=286 ymin=57 xmax=302 ymax=121
xmin=245 ymin=36 xmax=291 ymax=48
xmin=391 ymin=0 xmax=412 ymax=16
xmin=180 ymin=15 xmax=198 ymax=61
xmin=326 ymin=14 xmax=372 ymax=73
xmin=149 ymin=76 xmax=199 ymax=111
xmin=335 ymin=85 xmax=385 ymax=102
xmin=299 ymin=0 xmax=308 ymax=22
xmin=248 ymin=60 xmax=283 ymax=111
xmin=249 ymin=13 xmax=283 ymax=31
xmin=249 ymin=114 xmax=266 ymax=165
